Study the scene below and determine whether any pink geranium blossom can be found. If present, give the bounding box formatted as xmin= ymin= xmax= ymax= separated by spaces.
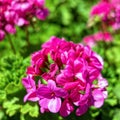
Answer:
xmin=0 ymin=30 xmax=5 ymax=41
xmin=83 ymin=31 xmax=113 ymax=47
xmin=91 ymin=1 xmax=111 ymax=17
xmin=0 ymin=0 xmax=49 ymax=41
xmin=90 ymin=0 xmax=120 ymax=30
xmin=22 ymin=36 xmax=108 ymax=117
xmin=38 ymin=80 xmax=68 ymax=113
xmin=22 ymin=75 xmax=40 ymax=102
xmin=60 ymin=98 xmax=74 ymax=117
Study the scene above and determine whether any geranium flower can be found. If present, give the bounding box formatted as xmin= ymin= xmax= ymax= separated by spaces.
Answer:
xmin=0 ymin=0 xmax=49 ymax=41
xmin=22 ymin=75 xmax=40 ymax=102
xmin=89 ymin=0 xmax=120 ymax=30
xmin=22 ymin=36 xmax=108 ymax=117
xmin=83 ymin=32 xmax=113 ymax=47
xmin=90 ymin=1 xmax=111 ymax=18
xmin=37 ymin=80 xmax=68 ymax=113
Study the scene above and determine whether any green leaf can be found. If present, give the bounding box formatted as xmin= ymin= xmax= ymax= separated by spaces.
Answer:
xmin=20 ymin=114 xmax=25 ymax=120
xmin=6 ymin=104 xmax=21 ymax=117
xmin=0 ymin=111 xmax=7 ymax=120
xmin=106 ymin=99 xmax=117 ymax=106
xmin=113 ymin=109 xmax=120 ymax=120
xmin=0 ymin=90 xmax=6 ymax=102
xmin=20 ymin=103 xmax=32 ymax=115
xmin=20 ymin=103 xmax=39 ymax=118
xmin=3 ymin=97 xmax=19 ymax=109
xmin=29 ymin=104 xmax=39 ymax=117
xmin=114 ymin=84 xmax=120 ymax=99
xmin=3 ymin=97 xmax=21 ymax=117
xmin=5 ymin=82 xmax=22 ymax=94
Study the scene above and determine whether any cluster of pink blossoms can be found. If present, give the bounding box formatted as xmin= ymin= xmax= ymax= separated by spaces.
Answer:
xmin=22 ymin=36 xmax=108 ymax=117
xmin=0 ymin=0 xmax=49 ymax=41
xmin=83 ymin=0 xmax=118 ymax=47
xmin=83 ymin=31 xmax=113 ymax=47
xmin=90 ymin=0 xmax=120 ymax=30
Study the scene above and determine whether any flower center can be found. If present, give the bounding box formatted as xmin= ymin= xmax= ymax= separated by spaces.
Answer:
xmin=51 ymin=92 xmax=55 ymax=97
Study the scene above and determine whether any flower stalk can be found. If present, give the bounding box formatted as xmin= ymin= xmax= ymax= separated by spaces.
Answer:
xmin=25 ymin=27 xmax=30 ymax=47
xmin=7 ymin=34 xmax=16 ymax=54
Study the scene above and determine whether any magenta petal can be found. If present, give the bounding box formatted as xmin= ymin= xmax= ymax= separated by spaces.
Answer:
xmin=83 ymin=35 xmax=95 ymax=47
xmin=88 ymin=67 xmax=100 ymax=82
xmin=24 ymin=91 xmax=39 ymax=102
xmin=22 ymin=76 xmax=36 ymax=92
xmin=64 ymin=66 xmax=74 ymax=77
xmin=37 ymin=86 xmax=52 ymax=98
xmin=49 ymin=63 xmax=58 ymax=77
xmin=92 ymin=52 xmax=104 ymax=68
xmin=55 ymin=88 xmax=68 ymax=98
xmin=98 ymin=77 xmax=108 ymax=88
xmin=5 ymin=24 xmax=16 ymax=34
xmin=15 ymin=18 xmax=28 ymax=26
xmin=56 ymin=73 xmax=67 ymax=86
xmin=0 ymin=30 xmax=5 ymax=41
xmin=39 ymin=98 xmax=50 ymax=109
xmin=75 ymin=73 xmax=85 ymax=83
xmin=36 ymin=0 xmax=45 ymax=7
xmin=74 ymin=59 xmax=83 ymax=72
xmin=64 ymin=82 xmax=79 ymax=90
xmin=41 ymin=73 xmax=51 ymax=80
xmin=47 ymin=80 xmax=56 ymax=90
xmin=20 ymin=3 xmax=30 ymax=11
xmin=36 ymin=8 xmax=49 ymax=20
xmin=90 ymin=2 xmax=111 ymax=16
xmin=26 ymin=66 xmax=35 ymax=74
xmin=93 ymin=89 xmax=104 ymax=100
xmin=48 ymin=97 xmax=61 ymax=113
xmin=78 ymin=83 xmax=90 ymax=105
xmin=60 ymin=99 xmax=74 ymax=117
xmin=94 ymin=99 xmax=104 ymax=108
xmin=92 ymin=89 xmax=104 ymax=108
xmin=76 ymin=105 xmax=88 ymax=116
xmin=102 ymin=91 xmax=108 ymax=99
xmin=61 ymin=51 xmax=68 ymax=64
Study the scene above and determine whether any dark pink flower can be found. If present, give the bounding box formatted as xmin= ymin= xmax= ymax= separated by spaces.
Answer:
xmin=89 ymin=0 xmax=120 ymax=30
xmin=5 ymin=24 xmax=16 ymax=34
xmin=83 ymin=35 xmax=95 ymax=47
xmin=92 ymin=75 xmax=108 ymax=108
xmin=0 ymin=0 xmax=49 ymax=41
xmin=60 ymin=98 xmax=74 ymax=117
xmin=94 ymin=32 xmax=113 ymax=42
xmin=36 ymin=7 xmax=49 ymax=20
xmin=76 ymin=104 xmax=89 ymax=116
xmin=90 ymin=1 xmax=111 ymax=17
xmin=22 ymin=75 xmax=39 ymax=102
xmin=92 ymin=89 xmax=105 ymax=108
xmin=83 ymin=32 xmax=113 ymax=47
xmin=0 ymin=30 xmax=5 ymax=41
xmin=22 ymin=36 xmax=108 ymax=117
xmin=37 ymin=80 xmax=68 ymax=113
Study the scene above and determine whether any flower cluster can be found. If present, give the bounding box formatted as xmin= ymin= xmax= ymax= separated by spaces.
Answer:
xmin=0 ymin=0 xmax=49 ymax=41
xmin=83 ymin=31 xmax=113 ymax=47
xmin=83 ymin=0 xmax=116 ymax=47
xmin=90 ymin=0 xmax=120 ymax=30
xmin=22 ymin=36 xmax=108 ymax=117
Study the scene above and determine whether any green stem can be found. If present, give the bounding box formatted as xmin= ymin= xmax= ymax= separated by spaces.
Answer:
xmin=7 ymin=34 xmax=16 ymax=54
xmin=100 ymin=22 xmax=113 ymax=65
xmin=25 ymin=27 xmax=30 ymax=46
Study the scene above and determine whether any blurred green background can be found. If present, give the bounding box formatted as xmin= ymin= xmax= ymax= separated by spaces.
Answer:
xmin=0 ymin=0 xmax=120 ymax=120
